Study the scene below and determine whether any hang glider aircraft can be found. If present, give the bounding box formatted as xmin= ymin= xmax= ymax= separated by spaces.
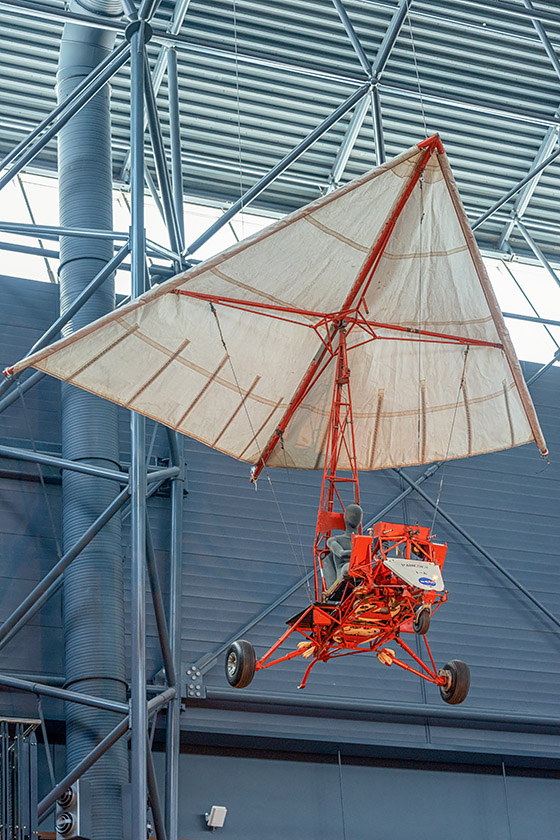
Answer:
xmin=7 ymin=135 xmax=547 ymax=703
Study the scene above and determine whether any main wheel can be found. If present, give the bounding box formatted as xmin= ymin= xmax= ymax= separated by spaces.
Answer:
xmin=225 ymin=639 xmax=256 ymax=688
xmin=413 ymin=606 xmax=430 ymax=635
xmin=439 ymin=659 xmax=470 ymax=705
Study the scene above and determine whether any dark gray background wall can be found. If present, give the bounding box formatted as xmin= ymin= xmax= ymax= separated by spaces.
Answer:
xmin=35 ymin=743 xmax=560 ymax=840
xmin=150 ymin=751 xmax=560 ymax=840
xmin=1 ymin=275 xmax=559 ymax=835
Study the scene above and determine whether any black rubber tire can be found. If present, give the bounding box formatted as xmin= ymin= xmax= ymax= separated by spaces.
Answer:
xmin=413 ymin=607 xmax=431 ymax=635
xmin=439 ymin=659 xmax=470 ymax=705
xmin=225 ymin=639 xmax=256 ymax=688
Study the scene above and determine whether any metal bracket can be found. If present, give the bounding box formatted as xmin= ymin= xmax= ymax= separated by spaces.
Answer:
xmin=125 ymin=20 xmax=153 ymax=44
xmin=185 ymin=665 xmax=206 ymax=700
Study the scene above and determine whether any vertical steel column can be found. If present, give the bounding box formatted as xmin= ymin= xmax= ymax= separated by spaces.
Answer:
xmin=129 ymin=18 xmax=148 ymax=840
xmin=165 ymin=50 xmax=185 ymax=835
xmin=165 ymin=433 xmax=184 ymax=840
xmin=167 ymin=47 xmax=185 ymax=246
xmin=370 ymin=86 xmax=385 ymax=165
xmin=0 ymin=721 xmax=7 ymax=840
xmin=143 ymin=59 xmax=183 ymax=256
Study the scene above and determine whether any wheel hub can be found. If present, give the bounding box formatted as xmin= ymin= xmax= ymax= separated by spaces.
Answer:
xmin=227 ymin=651 xmax=238 ymax=678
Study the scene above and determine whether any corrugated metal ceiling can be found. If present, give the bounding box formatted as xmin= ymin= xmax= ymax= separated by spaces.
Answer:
xmin=0 ymin=0 xmax=559 ymax=260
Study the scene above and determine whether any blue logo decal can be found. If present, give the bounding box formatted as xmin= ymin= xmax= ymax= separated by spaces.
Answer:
xmin=418 ymin=576 xmax=436 ymax=587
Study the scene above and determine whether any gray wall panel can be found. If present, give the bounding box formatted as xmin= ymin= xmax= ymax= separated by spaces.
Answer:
xmin=149 ymin=750 xmax=560 ymax=840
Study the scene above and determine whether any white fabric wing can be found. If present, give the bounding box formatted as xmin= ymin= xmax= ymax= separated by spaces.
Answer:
xmin=10 ymin=141 xmax=546 ymax=471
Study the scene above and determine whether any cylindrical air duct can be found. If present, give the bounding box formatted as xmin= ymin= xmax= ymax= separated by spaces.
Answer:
xmin=57 ymin=3 xmax=128 ymax=838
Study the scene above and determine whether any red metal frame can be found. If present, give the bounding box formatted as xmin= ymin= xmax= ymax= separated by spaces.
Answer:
xmin=177 ymin=135 xmax=466 ymax=690
xmin=169 ymin=134 xmax=499 ymax=485
xmin=254 ymin=520 xmax=450 ymax=689
xmin=312 ymin=326 xmax=360 ymax=600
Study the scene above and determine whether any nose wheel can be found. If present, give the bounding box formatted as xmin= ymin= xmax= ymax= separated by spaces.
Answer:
xmin=413 ymin=606 xmax=431 ymax=635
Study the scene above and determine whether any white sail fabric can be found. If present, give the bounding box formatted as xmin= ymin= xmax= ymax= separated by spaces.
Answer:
xmin=10 ymin=140 xmax=547 ymax=471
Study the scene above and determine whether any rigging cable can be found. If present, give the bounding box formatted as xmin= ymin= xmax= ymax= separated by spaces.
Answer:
xmin=500 ymin=259 xmax=560 ymax=352
xmin=417 ymin=171 xmax=425 ymax=463
xmin=232 ymin=0 xmax=246 ymax=241
xmin=337 ymin=750 xmax=348 ymax=840
xmin=406 ymin=8 xmax=428 ymax=138
xmin=209 ymin=302 xmax=313 ymax=601
xmin=429 ymin=345 xmax=470 ymax=535
xmin=19 ymin=385 xmax=63 ymax=560
xmin=278 ymin=429 xmax=313 ymax=595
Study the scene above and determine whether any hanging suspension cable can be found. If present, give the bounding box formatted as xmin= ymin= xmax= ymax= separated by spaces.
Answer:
xmin=406 ymin=9 xmax=428 ymax=137
xmin=430 ymin=346 xmax=470 ymax=534
xmin=19 ymin=387 xmax=62 ymax=559
xmin=209 ymin=301 xmax=313 ymax=601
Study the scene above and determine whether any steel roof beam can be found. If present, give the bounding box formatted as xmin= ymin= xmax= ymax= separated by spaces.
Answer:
xmin=527 ymin=348 xmax=560 ymax=386
xmin=522 ymin=0 xmax=560 ymax=78
xmin=503 ymin=311 xmax=560 ymax=329
xmin=185 ymin=81 xmax=370 ymax=256
xmin=0 ymin=673 xmax=129 ymax=714
xmin=139 ymin=0 xmax=163 ymax=21
xmin=0 ymin=42 xmax=131 ymax=193
xmin=0 ymin=477 xmax=169 ymax=653
xmin=498 ymin=0 xmax=560 ymax=250
xmin=454 ymin=0 xmax=560 ymax=28
xmin=496 ymin=125 xmax=560 ymax=251
xmin=167 ymin=47 xmax=185 ymax=244
xmin=371 ymin=86 xmax=385 ymax=166
xmin=4 ymin=0 xmax=560 ymax=136
xmin=0 ymin=488 xmax=130 ymax=653
xmin=120 ymin=0 xmax=193 ymax=180
xmin=514 ymin=216 xmax=560 ymax=290
xmin=121 ymin=0 xmax=137 ymax=20
xmin=500 ymin=259 xmax=560 ymax=352
xmin=332 ymin=0 xmax=372 ymax=77
xmin=9 ymin=0 xmax=560 ymax=54
xmin=327 ymin=0 xmax=410 ymax=189
xmin=143 ymin=55 xmax=184 ymax=255
xmin=37 ymin=688 xmax=175 ymax=819
xmin=0 ymin=39 xmax=129 ymax=174
xmin=394 ymin=468 xmax=560 ymax=633
xmin=203 ymin=686 xmax=560 ymax=731
xmin=326 ymin=96 xmax=370 ymax=191
xmin=471 ymin=145 xmax=560 ymax=230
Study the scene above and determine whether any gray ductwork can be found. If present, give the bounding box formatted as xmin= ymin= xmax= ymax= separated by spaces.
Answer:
xmin=57 ymin=3 xmax=128 ymax=838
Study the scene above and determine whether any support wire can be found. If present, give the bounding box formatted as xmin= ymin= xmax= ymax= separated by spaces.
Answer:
xmin=406 ymin=9 xmax=428 ymax=137
xmin=430 ymin=346 xmax=469 ymax=534
xmin=337 ymin=749 xmax=348 ymax=840
xmin=209 ymin=302 xmax=313 ymax=602
xmin=19 ymin=387 xmax=62 ymax=559
xmin=36 ymin=694 xmax=56 ymax=789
